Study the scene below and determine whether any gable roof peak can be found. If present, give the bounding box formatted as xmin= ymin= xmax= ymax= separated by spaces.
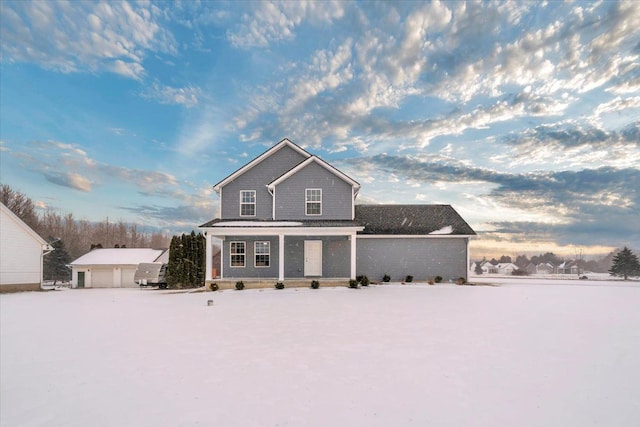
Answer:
xmin=267 ymin=154 xmax=360 ymax=190
xmin=212 ymin=138 xmax=311 ymax=193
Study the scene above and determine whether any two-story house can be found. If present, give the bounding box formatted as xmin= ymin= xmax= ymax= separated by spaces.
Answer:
xmin=199 ymin=138 xmax=475 ymax=286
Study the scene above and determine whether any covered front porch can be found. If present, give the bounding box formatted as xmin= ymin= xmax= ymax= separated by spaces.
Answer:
xmin=201 ymin=222 xmax=363 ymax=283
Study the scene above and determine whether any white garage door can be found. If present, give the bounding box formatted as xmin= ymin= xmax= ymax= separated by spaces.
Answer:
xmin=120 ymin=268 xmax=137 ymax=288
xmin=91 ymin=269 xmax=114 ymax=287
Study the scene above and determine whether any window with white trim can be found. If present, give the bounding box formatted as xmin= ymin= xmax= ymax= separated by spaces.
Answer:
xmin=254 ymin=241 xmax=270 ymax=267
xmin=240 ymin=190 xmax=256 ymax=216
xmin=305 ymin=188 xmax=322 ymax=215
xmin=230 ymin=241 xmax=246 ymax=267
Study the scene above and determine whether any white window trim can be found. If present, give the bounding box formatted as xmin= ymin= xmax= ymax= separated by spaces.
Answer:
xmin=254 ymin=241 xmax=270 ymax=268
xmin=239 ymin=190 xmax=256 ymax=217
xmin=230 ymin=241 xmax=246 ymax=268
xmin=305 ymin=188 xmax=322 ymax=216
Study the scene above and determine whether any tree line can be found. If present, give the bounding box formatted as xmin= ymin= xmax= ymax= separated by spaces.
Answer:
xmin=2 ymin=184 xmax=171 ymax=280
xmin=478 ymin=251 xmax=615 ymax=273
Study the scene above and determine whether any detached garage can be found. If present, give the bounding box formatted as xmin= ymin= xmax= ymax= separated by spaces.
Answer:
xmin=70 ymin=248 xmax=166 ymax=288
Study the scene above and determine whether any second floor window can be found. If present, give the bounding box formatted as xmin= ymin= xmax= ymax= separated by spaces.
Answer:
xmin=240 ymin=190 xmax=256 ymax=216
xmin=306 ymin=188 xmax=322 ymax=215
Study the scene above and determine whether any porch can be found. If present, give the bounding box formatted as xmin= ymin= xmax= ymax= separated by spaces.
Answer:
xmin=202 ymin=222 xmax=363 ymax=282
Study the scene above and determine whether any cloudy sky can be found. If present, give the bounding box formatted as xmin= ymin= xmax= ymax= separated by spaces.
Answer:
xmin=1 ymin=0 xmax=638 ymax=258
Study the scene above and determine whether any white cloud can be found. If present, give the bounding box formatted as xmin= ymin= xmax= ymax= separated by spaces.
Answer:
xmin=227 ymin=0 xmax=346 ymax=48
xmin=0 ymin=1 xmax=176 ymax=79
xmin=594 ymin=97 xmax=640 ymax=118
xmin=141 ymin=82 xmax=202 ymax=108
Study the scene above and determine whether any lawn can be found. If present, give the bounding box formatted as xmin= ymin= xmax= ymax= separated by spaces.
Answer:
xmin=2 ymin=279 xmax=639 ymax=426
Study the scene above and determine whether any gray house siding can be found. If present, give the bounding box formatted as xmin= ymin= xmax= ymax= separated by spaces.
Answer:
xmin=222 ymin=236 xmax=280 ymax=279
xmin=356 ymin=237 xmax=468 ymax=282
xmin=274 ymin=162 xmax=353 ymax=220
xmin=284 ymin=236 xmax=350 ymax=278
xmin=221 ymin=145 xmax=307 ymax=220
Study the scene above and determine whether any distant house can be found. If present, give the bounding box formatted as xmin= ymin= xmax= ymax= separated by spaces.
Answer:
xmin=70 ymin=248 xmax=167 ymax=288
xmin=481 ymin=261 xmax=498 ymax=274
xmin=0 ymin=203 xmax=53 ymax=292
xmin=556 ymin=261 xmax=579 ymax=275
xmin=525 ymin=263 xmax=537 ymax=275
xmin=496 ymin=263 xmax=518 ymax=275
xmin=536 ymin=263 xmax=555 ymax=274
xmin=199 ymin=138 xmax=475 ymax=285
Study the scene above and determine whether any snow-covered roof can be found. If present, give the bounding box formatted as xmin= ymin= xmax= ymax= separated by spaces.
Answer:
xmin=70 ymin=248 xmax=165 ymax=266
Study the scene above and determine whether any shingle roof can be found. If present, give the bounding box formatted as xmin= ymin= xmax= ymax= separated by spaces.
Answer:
xmin=200 ymin=205 xmax=475 ymax=236
xmin=354 ymin=204 xmax=476 ymax=235
xmin=199 ymin=218 xmax=361 ymax=228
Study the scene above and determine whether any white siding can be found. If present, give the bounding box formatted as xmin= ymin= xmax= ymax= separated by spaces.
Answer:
xmin=0 ymin=207 xmax=44 ymax=287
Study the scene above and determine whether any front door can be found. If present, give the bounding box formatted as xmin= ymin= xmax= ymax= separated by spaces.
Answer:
xmin=77 ymin=272 xmax=85 ymax=288
xmin=304 ymin=240 xmax=322 ymax=276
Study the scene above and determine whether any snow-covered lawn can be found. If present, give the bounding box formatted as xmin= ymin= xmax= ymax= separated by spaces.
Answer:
xmin=2 ymin=280 xmax=639 ymax=426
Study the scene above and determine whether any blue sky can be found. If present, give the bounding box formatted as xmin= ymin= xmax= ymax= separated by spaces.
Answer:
xmin=1 ymin=0 xmax=638 ymax=258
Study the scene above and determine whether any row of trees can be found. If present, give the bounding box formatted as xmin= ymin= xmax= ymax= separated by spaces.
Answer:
xmin=166 ymin=232 xmax=206 ymax=288
xmin=2 ymin=184 xmax=171 ymax=281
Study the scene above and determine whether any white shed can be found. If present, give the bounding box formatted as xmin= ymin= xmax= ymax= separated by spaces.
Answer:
xmin=70 ymin=248 xmax=166 ymax=288
xmin=0 ymin=203 xmax=52 ymax=292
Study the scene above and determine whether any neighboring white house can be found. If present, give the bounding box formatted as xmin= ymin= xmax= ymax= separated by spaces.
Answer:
xmin=0 ymin=203 xmax=53 ymax=292
xmin=70 ymin=248 xmax=167 ymax=288
xmin=496 ymin=263 xmax=518 ymax=275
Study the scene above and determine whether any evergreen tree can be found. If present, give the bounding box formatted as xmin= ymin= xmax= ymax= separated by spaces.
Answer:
xmin=44 ymin=239 xmax=71 ymax=283
xmin=165 ymin=232 xmax=206 ymax=289
xmin=474 ymin=262 xmax=483 ymax=275
xmin=609 ymin=247 xmax=640 ymax=280
xmin=166 ymin=235 xmax=183 ymax=288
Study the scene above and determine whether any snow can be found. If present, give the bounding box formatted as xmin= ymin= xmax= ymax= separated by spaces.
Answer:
xmin=214 ymin=221 xmax=303 ymax=227
xmin=429 ymin=225 xmax=453 ymax=234
xmin=2 ymin=280 xmax=640 ymax=426
xmin=70 ymin=248 xmax=165 ymax=265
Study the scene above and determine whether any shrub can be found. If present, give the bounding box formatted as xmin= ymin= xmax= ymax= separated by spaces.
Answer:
xmin=434 ymin=276 xmax=443 ymax=283
xmin=405 ymin=275 xmax=414 ymax=283
xmin=512 ymin=269 xmax=529 ymax=276
xmin=348 ymin=279 xmax=359 ymax=288
xmin=456 ymin=277 xmax=466 ymax=285
xmin=382 ymin=274 xmax=391 ymax=283
xmin=209 ymin=283 xmax=219 ymax=291
xmin=359 ymin=275 xmax=370 ymax=286
xmin=310 ymin=280 xmax=320 ymax=289
xmin=275 ymin=282 xmax=285 ymax=289
xmin=235 ymin=281 xmax=244 ymax=290
xmin=428 ymin=279 xmax=435 ymax=285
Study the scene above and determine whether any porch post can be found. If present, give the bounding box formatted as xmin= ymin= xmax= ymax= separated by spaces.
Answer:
xmin=220 ymin=237 xmax=224 ymax=279
xmin=350 ymin=233 xmax=357 ymax=280
xmin=466 ymin=237 xmax=470 ymax=281
xmin=278 ymin=234 xmax=285 ymax=281
xmin=205 ymin=232 xmax=212 ymax=282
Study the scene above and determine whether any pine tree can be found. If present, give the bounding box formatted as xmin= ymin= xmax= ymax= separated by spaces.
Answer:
xmin=609 ymin=247 xmax=640 ymax=280
xmin=474 ymin=262 xmax=483 ymax=275
xmin=165 ymin=232 xmax=206 ymax=289
xmin=166 ymin=235 xmax=183 ymax=288
xmin=44 ymin=239 xmax=71 ymax=283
